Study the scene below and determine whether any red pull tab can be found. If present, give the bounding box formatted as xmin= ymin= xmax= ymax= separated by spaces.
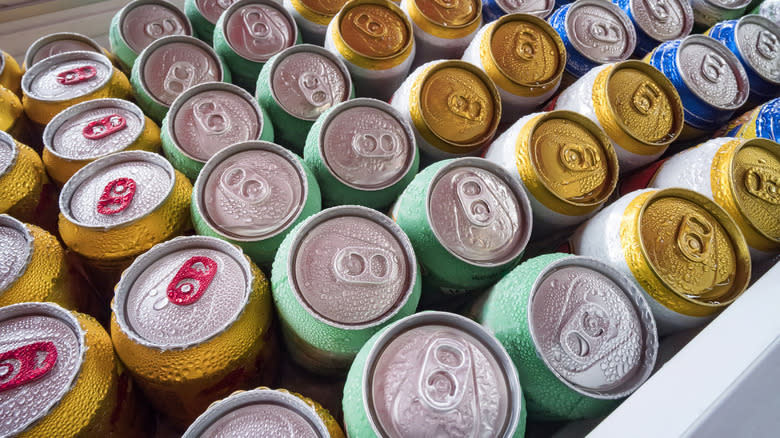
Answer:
xmin=97 ymin=177 xmax=136 ymax=215
xmin=0 ymin=342 xmax=58 ymax=393
xmin=83 ymin=114 xmax=127 ymax=140
xmin=167 ymin=256 xmax=218 ymax=305
xmin=56 ymin=65 xmax=97 ymax=85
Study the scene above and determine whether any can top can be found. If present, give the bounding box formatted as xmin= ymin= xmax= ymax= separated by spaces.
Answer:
xmin=0 ymin=130 xmax=17 ymax=178
xmin=628 ymin=0 xmax=693 ymax=43
xmin=113 ymin=236 xmax=253 ymax=349
xmin=59 ymin=150 xmax=176 ymax=230
xmin=364 ymin=311 xmax=523 ymax=438
xmin=0 ymin=215 xmax=33 ymax=293
xmin=410 ymin=0 xmax=481 ymax=29
xmin=21 ymin=51 xmax=113 ymax=103
xmin=223 ymin=0 xmax=297 ymax=63
xmin=196 ymin=141 xmax=308 ymax=240
xmin=337 ymin=0 xmax=412 ymax=60
xmin=24 ymin=32 xmax=103 ymax=69
xmin=495 ymin=0 xmax=555 ymax=18
xmin=703 ymin=0 xmax=751 ymax=11
xmin=735 ymin=16 xmax=780 ymax=85
xmin=320 ymin=98 xmax=415 ymax=191
xmin=565 ymin=0 xmax=636 ymax=64
xmin=168 ymin=82 xmax=262 ymax=163
xmin=296 ymin=0 xmax=348 ymax=18
xmin=528 ymin=256 xmax=658 ymax=398
xmin=427 ymin=158 xmax=532 ymax=267
xmin=728 ymin=138 xmax=780 ymax=244
xmin=288 ymin=206 xmax=417 ymax=329
xmin=119 ymin=0 xmax=192 ymax=54
xmin=196 ymin=0 xmax=236 ymax=24
xmin=0 ymin=302 xmax=86 ymax=437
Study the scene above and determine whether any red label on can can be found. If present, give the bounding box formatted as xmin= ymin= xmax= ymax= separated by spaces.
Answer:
xmin=0 ymin=342 xmax=58 ymax=393
xmin=97 ymin=177 xmax=137 ymax=215
xmin=166 ymin=256 xmax=218 ymax=305
xmin=56 ymin=65 xmax=97 ymax=85
xmin=617 ymin=158 xmax=667 ymax=197
xmin=82 ymin=114 xmax=127 ymax=140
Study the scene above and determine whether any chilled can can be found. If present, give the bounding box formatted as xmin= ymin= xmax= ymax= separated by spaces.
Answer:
xmin=271 ymin=205 xmax=421 ymax=375
xmin=461 ymin=13 xmax=566 ymax=123
xmin=480 ymin=254 xmax=658 ymax=420
xmin=324 ymin=0 xmax=415 ymax=100
xmin=161 ymin=82 xmax=274 ymax=181
xmin=719 ymin=96 xmax=779 ymax=141
xmin=192 ymin=140 xmax=322 ymax=266
xmin=570 ymin=187 xmax=751 ymax=335
xmin=401 ymin=0 xmax=482 ymax=67
xmin=302 ymin=98 xmax=419 ymax=209
xmin=214 ymin=0 xmax=301 ymax=91
xmin=691 ymin=0 xmax=751 ymax=29
xmin=0 ymin=85 xmax=33 ymax=147
xmin=484 ymin=110 xmax=618 ymax=233
xmin=612 ymin=0 xmax=694 ymax=56
xmin=109 ymin=0 xmax=193 ymax=72
xmin=255 ymin=44 xmax=353 ymax=152
xmin=482 ymin=0 xmax=555 ymax=22
xmin=185 ymin=0 xmax=238 ymax=42
xmin=0 ymin=50 xmax=22 ymax=97
xmin=42 ymin=98 xmax=161 ymax=187
xmin=284 ymin=0 xmax=348 ymax=45
xmin=753 ymin=0 xmax=780 ymax=25
xmin=23 ymin=32 xmax=110 ymax=70
xmin=554 ymin=60 xmax=684 ymax=173
xmin=343 ymin=311 xmax=526 ymax=437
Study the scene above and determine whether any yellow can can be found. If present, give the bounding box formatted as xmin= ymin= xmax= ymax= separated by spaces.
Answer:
xmin=0 ymin=50 xmax=22 ymax=97
xmin=0 ymin=86 xmax=29 ymax=143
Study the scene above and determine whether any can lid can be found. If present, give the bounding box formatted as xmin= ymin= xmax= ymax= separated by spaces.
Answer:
xmin=628 ymin=0 xmax=693 ymax=43
xmin=411 ymin=0 xmax=480 ymax=29
xmin=704 ymin=0 xmax=751 ymax=11
xmin=119 ymin=0 xmax=192 ymax=54
xmin=224 ymin=1 xmax=297 ymax=63
xmin=0 ymin=130 xmax=18 ymax=178
xmin=0 ymin=215 xmax=34 ymax=293
xmin=113 ymin=236 xmax=252 ymax=349
xmin=427 ymin=158 xmax=532 ymax=267
xmin=337 ymin=1 xmax=411 ymax=60
xmin=729 ymin=138 xmax=780 ymax=244
xmin=168 ymin=82 xmax=262 ymax=163
xmin=320 ymin=98 xmax=415 ymax=191
xmin=0 ymin=302 xmax=86 ymax=437
xmin=297 ymin=0 xmax=348 ymax=17
xmin=288 ymin=206 xmax=417 ymax=329
xmin=735 ymin=15 xmax=780 ymax=85
xmin=364 ymin=311 xmax=523 ymax=438
xmin=495 ymin=0 xmax=555 ymax=18
xmin=21 ymin=51 xmax=113 ymax=103
xmin=196 ymin=0 xmax=237 ymax=24
xmin=565 ymin=0 xmax=636 ymax=64
xmin=24 ymin=32 xmax=103 ymax=69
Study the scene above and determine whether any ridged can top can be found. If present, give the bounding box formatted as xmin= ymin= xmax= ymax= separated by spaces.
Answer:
xmin=224 ymin=1 xmax=297 ymax=62
xmin=24 ymin=32 xmax=103 ymax=68
xmin=197 ymin=0 xmax=237 ymax=24
xmin=676 ymin=35 xmax=749 ymax=111
xmin=565 ymin=0 xmax=636 ymax=64
xmin=0 ymin=215 xmax=33 ymax=293
xmin=21 ymin=51 xmax=113 ymax=102
xmin=495 ymin=0 xmax=555 ymax=18
xmin=0 ymin=131 xmax=16 ymax=177
xmin=337 ymin=0 xmax=411 ymax=59
xmin=411 ymin=0 xmax=481 ymax=28
xmin=735 ymin=16 xmax=780 ymax=85
xmin=120 ymin=0 xmax=192 ymax=53
xmin=629 ymin=0 xmax=693 ymax=43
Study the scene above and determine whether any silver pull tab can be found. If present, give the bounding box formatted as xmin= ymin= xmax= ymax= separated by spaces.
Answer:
xmin=332 ymin=247 xmax=397 ymax=285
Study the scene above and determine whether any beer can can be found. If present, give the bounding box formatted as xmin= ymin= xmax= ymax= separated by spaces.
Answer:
xmin=0 ymin=302 xmax=147 ymax=437
xmin=482 ymin=0 xmax=555 ymax=23
xmin=484 ymin=110 xmax=618 ymax=233
xmin=185 ymin=0 xmax=238 ymax=43
xmin=479 ymin=253 xmax=658 ymax=420
xmin=42 ymin=98 xmax=162 ymax=187
xmin=720 ymin=96 xmax=779 ymax=141
xmin=271 ymin=205 xmax=421 ymax=375
xmin=554 ymin=60 xmax=684 ymax=173
xmin=401 ymin=0 xmax=482 ymax=67
xmin=461 ymin=13 xmax=566 ymax=123
xmin=570 ymin=187 xmax=751 ymax=334
xmin=342 ymin=311 xmax=526 ymax=437
xmin=109 ymin=0 xmax=193 ymax=72
xmin=214 ymin=0 xmax=301 ymax=91
xmin=0 ymin=85 xmax=33 ymax=147
xmin=690 ymin=0 xmax=751 ymax=29
xmin=753 ymin=0 xmax=780 ymax=26
xmin=302 ymin=98 xmax=419 ymax=209
xmin=389 ymin=60 xmax=502 ymax=162
xmin=191 ymin=140 xmax=322 ymax=266
xmin=392 ymin=157 xmax=533 ymax=294
xmin=0 ymin=50 xmax=22 ymax=97
xmin=284 ymin=0 xmax=348 ymax=45
xmin=161 ymin=82 xmax=274 ymax=181
xmin=23 ymin=32 xmax=110 ymax=70
xmin=255 ymin=44 xmax=353 ymax=152
xmin=612 ymin=0 xmax=694 ymax=56
xmin=324 ymin=0 xmax=415 ymax=101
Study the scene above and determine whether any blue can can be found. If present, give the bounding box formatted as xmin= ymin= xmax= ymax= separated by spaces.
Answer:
xmin=723 ymin=97 xmax=780 ymax=140
xmin=482 ymin=0 xmax=555 ymax=22
xmin=612 ymin=0 xmax=694 ymax=56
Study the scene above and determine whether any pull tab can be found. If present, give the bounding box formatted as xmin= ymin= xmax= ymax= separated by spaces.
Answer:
xmin=744 ymin=167 xmax=780 ymax=205
xmin=351 ymin=130 xmax=400 ymax=158
xmin=82 ymin=114 xmax=127 ymax=140
xmin=456 ymin=176 xmax=495 ymax=227
xmin=676 ymin=213 xmax=714 ymax=263
xmin=333 ymin=247 xmax=396 ymax=285
xmin=589 ymin=20 xmax=622 ymax=44
xmin=163 ymin=61 xmax=196 ymax=95
xmin=701 ymin=53 xmax=726 ymax=83
xmin=217 ymin=0 xmax=237 ymax=8
xmin=144 ymin=18 xmax=182 ymax=38
xmin=418 ymin=337 xmax=471 ymax=410
xmin=513 ymin=28 xmax=540 ymax=61
xmin=193 ymin=99 xmax=230 ymax=135
xmin=632 ymin=81 xmax=662 ymax=115
xmin=0 ymin=342 xmax=58 ymax=393
xmin=298 ymin=72 xmax=332 ymax=107
xmin=645 ymin=0 xmax=671 ymax=22
xmin=756 ymin=30 xmax=779 ymax=60
xmin=219 ymin=164 xmax=271 ymax=204
xmin=559 ymin=143 xmax=602 ymax=172
xmin=166 ymin=256 xmax=218 ymax=305
xmin=97 ymin=177 xmax=136 ymax=215
xmin=354 ymin=12 xmax=387 ymax=38
xmin=447 ymin=93 xmax=486 ymax=122
xmin=243 ymin=8 xmax=272 ymax=38
xmin=56 ymin=65 xmax=97 ymax=85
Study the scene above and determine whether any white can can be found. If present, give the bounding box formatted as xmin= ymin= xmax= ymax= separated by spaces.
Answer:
xmin=401 ymin=0 xmax=482 ymax=68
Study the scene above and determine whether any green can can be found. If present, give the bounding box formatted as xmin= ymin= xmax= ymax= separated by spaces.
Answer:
xmin=255 ymin=44 xmax=353 ymax=153
xmin=303 ymin=98 xmax=419 ymax=209
xmin=479 ymin=253 xmax=659 ymax=421
xmin=342 ymin=311 xmax=526 ymax=437
xmin=184 ymin=0 xmax=232 ymax=43
xmin=191 ymin=140 xmax=321 ymax=267
xmin=271 ymin=205 xmax=421 ymax=375
xmin=161 ymin=81 xmax=273 ymax=181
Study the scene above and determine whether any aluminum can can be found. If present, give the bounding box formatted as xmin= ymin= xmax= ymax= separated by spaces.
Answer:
xmin=343 ymin=311 xmax=526 ymax=437
xmin=0 ymin=302 xmax=148 ymax=437
xmin=482 ymin=0 xmax=555 ymax=22
xmin=302 ymin=98 xmax=419 ymax=209
xmin=401 ymin=0 xmax=482 ymax=67
xmin=271 ymin=205 xmax=421 ymax=375
xmin=691 ymin=0 xmax=751 ymax=29
xmin=390 ymin=60 xmax=502 ymax=162
xmin=109 ymin=0 xmax=193 ymax=72
xmin=255 ymin=44 xmax=353 ymax=152
xmin=0 ymin=50 xmax=22 ymax=97
xmin=554 ymin=60 xmax=684 ymax=172
xmin=192 ymin=141 xmax=322 ymax=266
xmin=185 ymin=0 xmax=239 ymax=42
xmin=719 ymin=96 xmax=779 ymax=140
xmin=484 ymin=110 xmax=618 ymax=233
xmin=324 ymin=0 xmax=415 ymax=101
xmin=214 ymin=0 xmax=301 ymax=91
xmin=480 ymin=253 xmax=658 ymax=420
xmin=570 ymin=187 xmax=752 ymax=335
xmin=284 ymin=0 xmax=348 ymax=45
xmin=161 ymin=82 xmax=274 ymax=181
xmin=42 ymin=98 xmax=161 ymax=187
xmin=462 ymin=13 xmax=566 ymax=122
xmin=0 ymin=85 xmax=33 ymax=147
xmin=753 ymin=0 xmax=780 ymax=26
xmin=23 ymin=32 xmax=110 ymax=70
xmin=612 ymin=0 xmax=694 ymax=56
xmin=183 ymin=387 xmax=345 ymax=438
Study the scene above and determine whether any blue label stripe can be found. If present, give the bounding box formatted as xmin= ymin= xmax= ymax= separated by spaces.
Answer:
xmin=482 ymin=0 xmax=507 ymax=23
xmin=549 ymin=4 xmax=598 ymax=78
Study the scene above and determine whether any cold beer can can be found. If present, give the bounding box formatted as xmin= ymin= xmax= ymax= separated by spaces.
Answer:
xmin=720 ymin=96 xmax=779 ymax=141
xmin=0 ymin=86 xmax=33 ymax=150
xmin=753 ymin=0 xmax=780 ymax=26
xmin=0 ymin=50 xmax=22 ymax=97
xmin=185 ymin=0 xmax=239 ymax=42
xmin=612 ymin=0 xmax=694 ymax=56
xmin=23 ymin=32 xmax=109 ymax=70
xmin=691 ymin=0 xmax=751 ymax=29
xmin=284 ymin=0 xmax=348 ymax=45
xmin=401 ymin=0 xmax=482 ymax=67
xmin=482 ymin=0 xmax=555 ymax=23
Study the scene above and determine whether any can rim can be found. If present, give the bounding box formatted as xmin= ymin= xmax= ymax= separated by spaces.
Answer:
xmin=406 ymin=0 xmax=482 ymax=31
xmin=289 ymin=0 xmax=342 ymax=23
xmin=117 ymin=0 xmax=193 ymax=54
xmin=0 ymin=130 xmax=19 ymax=179
xmin=495 ymin=0 xmax=555 ymax=18
xmin=564 ymin=0 xmax=637 ymax=65
xmin=360 ymin=311 xmax=524 ymax=438
xmin=702 ymin=0 xmax=751 ymax=12
xmin=735 ymin=15 xmax=780 ymax=86
xmin=193 ymin=140 xmax=310 ymax=241
xmin=286 ymin=205 xmax=419 ymax=330
xmin=23 ymin=32 xmax=103 ymax=70
xmin=627 ymin=0 xmax=693 ymax=43
xmin=0 ymin=214 xmax=35 ymax=292
xmin=21 ymin=51 xmax=114 ymax=103
xmin=0 ymin=51 xmax=5 ymax=76
xmin=331 ymin=0 xmax=415 ymax=66
xmin=220 ymin=0 xmax=300 ymax=63
xmin=112 ymin=235 xmax=255 ymax=350
xmin=317 ymin=97 xmax=417 ymax=191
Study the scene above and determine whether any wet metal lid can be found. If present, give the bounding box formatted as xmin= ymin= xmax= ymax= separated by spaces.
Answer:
xmin=0 ymin=302 xmax=86 ymax=437
xmin=728 ymin=138 xmax=780 ymax=245
xmin=270 ymin=45 xmax=351 ymax=121
xmin=427 ymin=158 xmax=532 ymax=267
xmin=0 ymin=215 xmax=33 ymax=294
xmin=59 ymin=151 xmax=176 ymax=230
xmin=495 ymin=0 xmax=555 ymax=18
xmin=735 ymin=16 xmax=780 ymax=85
xmin=168 ymin=82 xmax=262 ymax=163
xmin=298 ymin=0 xmax=348 ymax=18
xmin=224 ymin=0 xmax=297 ymax=63
xmin=364 ymin=311 xmax=523 ymax=437
xmin=629 ymin=0 xmax=693 ymax=43
xmin=196 ymin=141 xmax=308 ymax=240
xmin=113 ymin=236 xmax=252 ymax=349
xmin=24 ymin=33 xmax=103 ymax=69
xmin=197 ymin=0 xmax=239 ymax=24
xmin=528 ymin=256 xmax=658 ymax=398
xmin=705 ymin=0 xmax=751 ymax=12
xmin=565 ymin=0 xmax=637 ymax=64
xmin=288 ymin=206 xmax=417 ymax=329
xmin=0 ymin=131 xmax=17 ymax=178
xmin=337 ymin=0 xmax=412 ymax=60
xmin=21 ymin=51 xmax=114 ymax=103
xmin=412 ymin=0 xmax=480 ymax=28
xmin=119 ymin=0 xmax=192 ymax=54
xmin=319 ymin=98 xmax=415 ymax=191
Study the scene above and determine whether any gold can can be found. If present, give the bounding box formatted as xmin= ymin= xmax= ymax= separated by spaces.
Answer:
xmin=402 ymin=0 xmax=481 ymax=65
xmin=0 ymin=50 xmax=22 ymax=97
xmin=287 ymin=0 xmax=349 ymax=44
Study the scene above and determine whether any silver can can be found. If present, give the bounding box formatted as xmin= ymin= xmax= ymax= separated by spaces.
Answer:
xmin=690 ymin=0 xmax=751 ymax=29
xmin=24 ymin=32 xmax=106 ymax=69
